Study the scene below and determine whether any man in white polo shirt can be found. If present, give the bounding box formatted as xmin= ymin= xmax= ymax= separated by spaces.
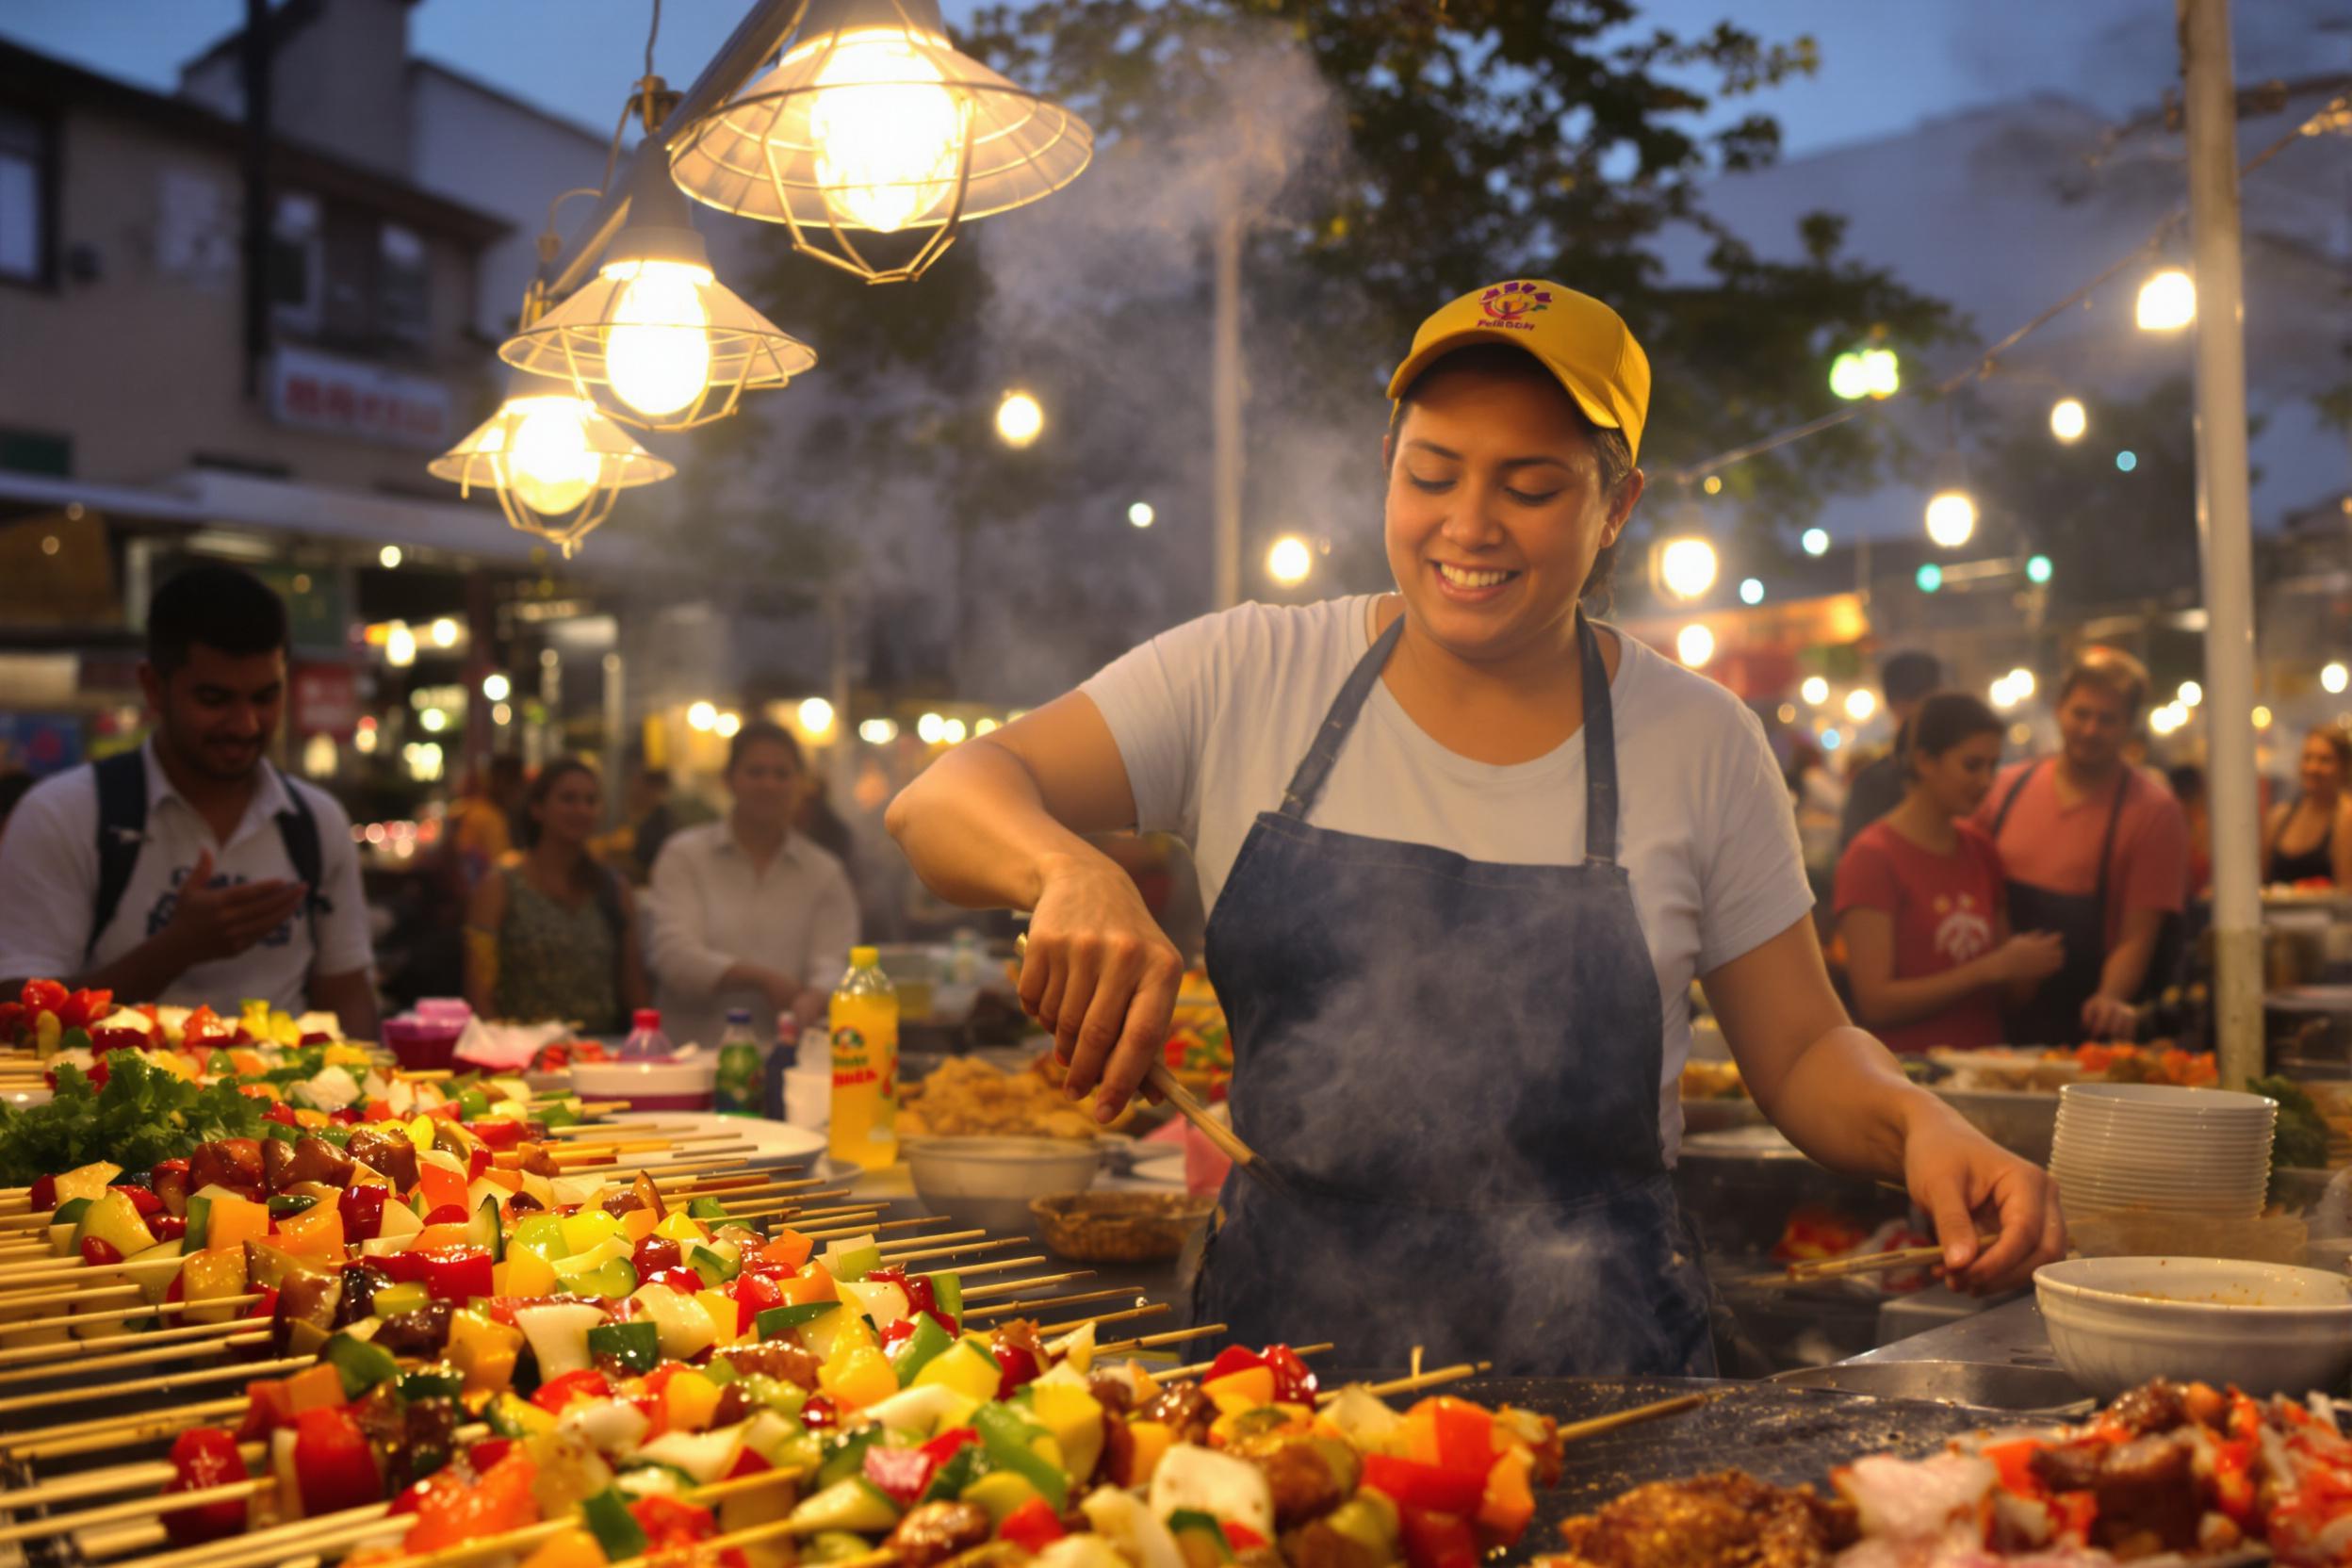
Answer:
xmin=0 ymin=564 xmax=377 ymax=1035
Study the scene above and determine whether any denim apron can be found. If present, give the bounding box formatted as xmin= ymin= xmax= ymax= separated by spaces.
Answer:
xmin=1990 ymin=760 xmax=2130 ymax=1046
xmin=1194 ymin=611 xmax=1715 ymax=1376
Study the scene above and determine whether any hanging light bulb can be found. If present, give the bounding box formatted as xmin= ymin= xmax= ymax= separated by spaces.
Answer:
xmin=502 ymin=153 xmax=812 ymax=432
xmin=808 ymin=31 xmax=964 ymax=234
xmin=2136 ymin=269 xmax=2196 ymax=332
xmin=1656 ymin=537 xmax=1719 ymax=601
xmin=2050 ymin=399 xmax=2087 ymax=443
xmin=670 ymin=0 xmax=1094 ymax=284
xmin=1924 ymin=489 xmax=1978 ymax=548
xmin=431 ymin=368 xmax=673 ymax=557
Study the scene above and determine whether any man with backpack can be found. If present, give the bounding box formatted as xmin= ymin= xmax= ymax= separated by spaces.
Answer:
xmin=0 ymin=564 xmax=377 ymax=1037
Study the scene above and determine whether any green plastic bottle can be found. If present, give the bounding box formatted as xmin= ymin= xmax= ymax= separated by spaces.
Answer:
xmin=713 ymin=1008 xmax=762 ymax=1118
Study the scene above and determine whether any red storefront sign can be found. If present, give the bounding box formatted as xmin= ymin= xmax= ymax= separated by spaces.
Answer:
xmin=289 ymin=663 xmax=361 ymax=738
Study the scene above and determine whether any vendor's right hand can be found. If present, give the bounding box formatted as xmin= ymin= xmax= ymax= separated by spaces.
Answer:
xmin=1990 ymin=931 xmax=2065 ymax=983
xmin=165 ymin=850 xmax=308 ymax=961
xmin=1022 ymin=855 xmax=1184 ymax=1121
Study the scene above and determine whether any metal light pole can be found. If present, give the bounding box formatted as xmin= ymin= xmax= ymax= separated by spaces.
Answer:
xmin=1210 ymin=206 xmax=1245 ymax=610
xmin=2179 ymin=0 xmax=2262 ymax=1087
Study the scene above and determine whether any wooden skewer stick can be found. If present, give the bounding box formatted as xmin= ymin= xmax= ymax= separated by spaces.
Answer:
xmin=0 ymin=1455 xmax=181 ymax=1511
xmin=961 ymin=1267 xmax=1093 ymax=1299
xmin=0 ymin=1474 xmax=274 ymax=1546
xmin=1552 ymin=1390 xmax=1722 ymax=1445
xmin=1096 ymin=1320 xmax=1218 ymax=1357
xmin=1155 ymin=1343 xmax=1333 ymax=1383
xmin=0 ymin=1292 xmax=262 ymax=1341
xmin=873 ymin=1229 xmax=990 ymax=1257
xmin=913 ymin=1253 xmax=1050 ymax=1282
xmin=966 ymin=1285 xmax=1137 ymax=1320
xmin=1317 ymin=1361 xmax=1491 ymax=1406
xmin=0 ymin=1393 xmax=249 ymax=1461
xmin=1032 ymin=1301 xmax=1169 ymax=1338
xmin=0 ymin=1315 xmax=255 ymax=1369
xmin=87 ymin=1495 xmax=407 ymax=1568
xmin=0 ymin=1348 xmax=320 ymax=1416
xmin=0 ymin=1326 xmax=266 ymax=1385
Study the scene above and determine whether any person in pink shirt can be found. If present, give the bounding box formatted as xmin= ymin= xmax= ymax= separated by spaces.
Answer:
xmin=1837 ymin=694 xmax=2065 ymax=1053
xmin=1973 ymin=647 xmax=2189 ymax=1043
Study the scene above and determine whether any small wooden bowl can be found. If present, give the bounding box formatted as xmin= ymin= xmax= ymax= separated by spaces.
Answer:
xmin=1029 ymin=1190 xmax=1216 ymax=1263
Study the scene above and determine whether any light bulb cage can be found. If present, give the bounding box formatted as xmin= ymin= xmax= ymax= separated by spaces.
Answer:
xmin=500 ymin=264 xmax=818 ymax=432
xmin=667 ymin=0 xmax=1094 ymax=284
xmin=500 ymin=152 xmax=817 ymax=432
xmin=429 ymin=377 xmax=676 ymax=558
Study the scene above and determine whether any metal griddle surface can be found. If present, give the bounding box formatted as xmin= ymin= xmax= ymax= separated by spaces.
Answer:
xmin=1451 ymin=1376 xmax=2004 ymax=1557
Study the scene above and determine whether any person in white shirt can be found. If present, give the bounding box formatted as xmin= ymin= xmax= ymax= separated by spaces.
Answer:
xmin=647 ymin=722 xmax=858 ymax=1051
xmin=0 ymin=563 xmax=377 ymax=1034
xmin=886 ymin=278 xmax=2063 ymax=1377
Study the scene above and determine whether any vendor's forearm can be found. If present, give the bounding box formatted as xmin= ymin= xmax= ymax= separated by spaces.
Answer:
xmin=2096 ymin=932 xmax=2156 ymax=1003
xmin=60 ymin=928 xmax=200 ymax=1005
xmin=887 ymin=740 xmax=1118 ymax=910
xmin=1748 ymin=1024 xmax=1925 ymax=1183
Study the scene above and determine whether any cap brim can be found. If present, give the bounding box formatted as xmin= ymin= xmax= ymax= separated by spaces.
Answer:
xmin=1384 ymin=329 xmax=1624 ymax=434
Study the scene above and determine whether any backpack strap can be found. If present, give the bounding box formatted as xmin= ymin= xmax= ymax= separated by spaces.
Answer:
xmin=90 ymin=751 xmax=151 ymax=960
xmin=271 ymin=766 xmax=325 ymax=951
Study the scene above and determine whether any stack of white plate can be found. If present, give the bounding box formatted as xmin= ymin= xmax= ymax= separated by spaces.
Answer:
xmin=2050 ymin=1082 xmax=2277 ymax=1222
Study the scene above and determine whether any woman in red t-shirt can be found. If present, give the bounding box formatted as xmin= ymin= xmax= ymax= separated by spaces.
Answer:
xmin=1835 ymin=693 xmax=2065 ymax=1053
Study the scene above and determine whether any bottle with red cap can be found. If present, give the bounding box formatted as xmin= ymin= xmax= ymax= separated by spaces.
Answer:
xmin=618 ymin=1007 xmax=675 ymax=1060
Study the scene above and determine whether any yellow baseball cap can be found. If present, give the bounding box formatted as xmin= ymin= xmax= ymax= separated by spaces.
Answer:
xmin=1386 ymin=280 xmax=1652 ymax=463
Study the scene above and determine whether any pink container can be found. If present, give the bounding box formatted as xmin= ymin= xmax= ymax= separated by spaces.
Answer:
xmin=382 ymin=1016 xmax=466 ymax=1072
xmin=573 ymin=1057 xmax=716 ymax=1114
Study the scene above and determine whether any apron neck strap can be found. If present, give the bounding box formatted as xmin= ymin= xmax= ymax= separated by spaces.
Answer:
xmin=1276 ymin=606 xmax=1625 ymax=867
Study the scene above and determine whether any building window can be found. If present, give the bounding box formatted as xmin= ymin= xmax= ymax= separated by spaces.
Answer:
xmin=270 ymin=194 xmax=430 ymax=356
xmin=270 ymin=192 xmax=323 ymax=335
xmin=0 ymin=109 xmax=50 ymax=286
xmin=378 ymin=224 xmax=428 ymax=351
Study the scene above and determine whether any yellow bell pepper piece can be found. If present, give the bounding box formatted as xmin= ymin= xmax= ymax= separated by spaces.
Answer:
xmin=653 ymin=1212 xmax=710 ymax=1245
xmin=1125 ymin=1420 xmax=1175 ymax=1487
xmin=697 ymin=1289 xmax=743 ymax=1347
xmin=560 ymin=1210 xmax=620 ymax=1254
xmin=499 ymin=1248 xmax=559 ymax=1299
xmin=449 ymin=1310 xmax=526 ymax=1401
xmin=323 ymin=1044 xmax=370 ymax=1068
xmin=619 ymin=1206 xmax=661 ymax=1245
xmin=913 ymin=1339 xmax=1002 ymax=1403
xmin=665 ymin=1368 xmax=724 ymax=1433
xmin=520 ymin=1527 xmax=606 ymax=1568
xmin=405 ymin=1114 xmax=438 ymax=1152
xmin=1202 ymin=1365 xmax=1276 ymax=1409
xmin=1029 ymin=1383 xmax=1104 ymax=1484
xmin=818 ymin=1345 xmax=899 ymax=1410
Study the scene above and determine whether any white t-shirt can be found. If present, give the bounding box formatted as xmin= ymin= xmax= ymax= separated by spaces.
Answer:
xmin=1080 ymin=596 xmax=1814 ymax=1158
xmin=0 ymin=743 xmax=374 ymax=1012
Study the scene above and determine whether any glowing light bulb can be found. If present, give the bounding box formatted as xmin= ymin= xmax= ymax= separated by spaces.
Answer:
xmin=1675 ymin=623 xmax=1715 ymax=667
xmin=1801 ymin=528 xmax=1831 ymax=557
xmin=385 ymin=624 xmax=416 ymax=668
xmin=1658 ymin=537 xmax=1718 ymax=600
xmin=380 ymin=545 xmax=403 ymax=569
xmin=1266 ymin=535 xmax=1313 ymax=586
xmin=2254 ymin=706 xmax=2274 ymax=729
xmin=1739 ymin=578 xmax=1764 ymax=606
xmin=430 ymin=617 xmax=458 ymax=648
xmin=715 ymin=711 xmax=743 ymax=738
xmin=687 ymin=701 xmax=718 ymax=732
xmin=2008 ymin=668 xmax=2035 ymax=700
xmin=1128 ymin=502 xmax=1155 ymax=529
xmin=2325 ymin=662 xmax=2349 ymax=696
xmin=2136 ymin=269 xmax=2196 ymax=332
xmin=798 ymin=696 xmax=836 ymax=738
xmin=2178 ymin=680 xmax=2202 ymax=709
xmin=995 ymin=390 xmax=1043 ymax=448
xmin=1925 ymin=489 xmax=1978 ymax=548
xmin=1801 ymin=677 xmax=1830 ymax=706
xmin=916 ymin=712 xmax=945 ymax=743
xmin=2050 ymin=399 xmax=2087 ymax=443
xmin=482 ymin=674 xmax=511 ymax=702
xmin=807 ymin=29 xmax=963 ymax=233
xmin=507 ymin=399 xmax=600 ymax=514
xmin=858 ymin=718 xmax=899 ymax=744
xmin=1845 ymin=689 xmax=1878 ymax=723
xmin=602 ymin=261 xmax=714 ymax=417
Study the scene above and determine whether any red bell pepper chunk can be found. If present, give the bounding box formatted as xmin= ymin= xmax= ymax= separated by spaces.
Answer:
xmin=418 ymin=1246 xmax=495 ymax=1304
xmin=150 ymin=1215 xmax=188 ymax=1242
xmin=162 ymin=1428 xmax=251 ymax=1546
xmin=1207 ymin=1346 xmax=1267 ymax=1382
xmin=331 ymin=1105 xmax=362 ymax=1125
xmin=466 ymin=1144 xmax=491 ymax=1181
xmin=293 ymin=1406 xmax=382 ymax=1517
xmin=631 ymin=1494 xmax=719 ymax=1551
xmin=645 ymin=1267 xmax=705 ymax=1297
xmin=731 ymin=1270 xmax=785 ymax=1335
xmin=236 ymin=1379 xmax=294 ymax=1441
xmin=338 ymin=1184 xmax=388 ymax=1242
xmin=247 ymin=1286 xmax=279 ymax=1321
xmin=111 ymin=1184 xmax=162 ymax=1217
xmin=800 ymin=1395 xmax=838 ymax=1430
xmin=420 ymin=1203 xmax=469 ymax=1227
xmin=531 ymin=1368 xmax=614 ymax=1414
xmin=424 ymin=1102 xmax=463 ymax=1122
xmin=21 ymin=979 xmax=67 ymax=1015
xmin=993 ymin=1342 xmax=1042 ymax=1398
xmin=401 ymin=1445 xmax=538 ymax=1551
xmin=1426 ymin=1398 xmax=1493 ymax=1476
xmin=922 ymin=1428 xmax=979 ymax=1466
xmin=91 ymin=1026 xmax=151 ymax=1054
xmin=864 ymin=1442 xmax=943 ymax=1506
xmin=467 ymin=1437 xmax=515 ymax=1471
xmin=1396 ymin=1506 xmax=1480 ymax=1568
xmin=81 ymin=1236 xmax=123 ymax=1266
xmin=727 ymin=1446 xmax=773 ymax=1480
xmin=1000 ymin=1497 xmax=1068 ymax=1554
xmin=1223 ymin=1523 xmax=1269 ymax=1553
xmin=377 ymin=1250 xmax=432 ymax=1286
xmin=1364 ymin=1456 xmax=1488 ymax=1519
xmin=878 ymin=1318 xmax=919 ymax=1354
xmin=264 ymin=1102 xmax=301 ymax=1128
xmin=473 ymin=1119 xmax=524 ymax=1151
xmin=1264 ymin=1344 xmax=1318 ymax=1404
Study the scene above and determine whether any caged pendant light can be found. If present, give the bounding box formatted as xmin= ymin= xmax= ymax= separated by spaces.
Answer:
xmin=429 ymin=369 xmax=675 ymax=558
xmin=499 ymin=153 xmax=816 ymax=431
xmin=667 ymin=0 xmax=1094 ymax=283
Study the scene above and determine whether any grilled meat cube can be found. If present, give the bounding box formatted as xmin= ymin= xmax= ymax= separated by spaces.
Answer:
xmin=1142 ymin=1382 xmax=1217 ymax=1446
xmin=2028 ymin=1442 xmax=2107 ymax=1497
xmin=287 ymin=1135 xmax=356 ymax=1188
xmin=1229 ymin=1432 xmax=1358 ymax=1529
xmin=346 ymin=1128 xmax=419 ymax=1193
xmin=727 ymin=1341 xmax=821 ymax=1390
xmin=333 ymin=1263 xmax=394 ymax=1328
xmin=374 ymin=1300 xmax=454 ymax=1358
xmin=2107 ymin=1380 xmax=2188 ymax=1436
xmin=886 ymin=1502 xmax=993 ymax=1568
xmin=1550 ymin=1470 xmax=1858 ymax=1568
xmin=2090 ymin=1436 xmax=2198 ymax=1559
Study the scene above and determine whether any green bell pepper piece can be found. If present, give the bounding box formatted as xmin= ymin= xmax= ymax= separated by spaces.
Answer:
xmin=371 ymin=1281 xmax=431 ymax=1319
xmin=919 ymin=1444 xmax=984 ymax=1506
xmin=686 ymin=1244 xmax=737 ymax=1287
xmin=754 ymin=1301 xmax=838 ymax=1339
xmin=685 ymin=1197 xmax=730 ymax=1222
xmin=267 ymin=1194 xmax=318 ymax=1218
xmin=400 ymin=1364 xmax=466 ymax=1403
xmin=537 ymin=1101 xmax=580 ymax=1130
xmin=973 ymin=1402 xmax=1068 ymax=1511
xmin=457 ymin=1087 xmax=490 ymax=1119
xmin=587 ymin=1319 xmax=661 ymax=1374
xmin=815 ymin=1426 xmax=884 ymax=1492
xmin=930 ymin=1272 xmax=962 ymax=1322
xmin=206 ymin=1050 xmax=237 ymax=1076
xmin=510 ymin=1213 xmax=566 ymax=1259
xmin=806 ymin=1530 xmax=887 ymax=1563
xmin=51 ymin=1197 xmax=91 ymax=1230
xmin=890 ymin=1314 xmax=955 ymax=1387
xmin=264 ymin=1122 xmax=302 ymax=1146
xmin=558 ymin=1256 xmax=637 ymax=1299
xmin=1168 ymin=1511 xmax=1234 ymax=1560
xmin=180 ymin=1194 xmax=210 ymax=1250
xmin=321 ymin=1331 xmax=401 ymax=1398
xmin=580 ymin=1488 xmax=647 ymax=1561
xmin=829 ymin=1244 xmax=882 ymax=1282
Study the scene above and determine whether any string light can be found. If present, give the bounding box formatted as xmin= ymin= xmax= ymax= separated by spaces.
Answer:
xmin=482 ymin=674 xmax=511 ymax=702
xmin=1266 ymin=535 xmax=1314 ymax=587
xmin=995 ymin=390 xmax=1044 ymax=448
xmin=1739 ymin=578 xmax=1765 ymax=606
xmin=2050 ymin=399 xmax=2087 ymax=442
xmin=1801 ymin=528 xmax=1831 ymax=558
xmin=1658 ymin=537 xmax=1720 ymax=600
xmin=1844 ymin=689 xmax=1878 ymax=723
xmin=858 ymin=718 xmax=899 ymax=744
xmin=1924 ymin=488 xmax=1978 ymax=549
xmin=798 ymin=697 xmax=837 ymax=738
xmin=1801 ymin=676 xmax=1830 ymax=706
xmin=688 ymin=701 xmax=718 ymax=732
xmin=2135 ymin=269 xmax=2196 ymax=332
xmin=1675 ymin=624 xmax=1715 ymax=668
xmin=1127 ymin=502 xmax=1154 ymax=529
xmin=2324 ymin=662 xmax=2349 ymax=696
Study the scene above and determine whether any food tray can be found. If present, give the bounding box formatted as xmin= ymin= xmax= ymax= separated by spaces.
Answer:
xmin=1029 ymin=1189 xmax=1217 ymax=1262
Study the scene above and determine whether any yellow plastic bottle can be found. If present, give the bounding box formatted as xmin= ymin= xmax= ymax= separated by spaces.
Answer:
xmin=827 ymin=946 xmax=900 ymax=1168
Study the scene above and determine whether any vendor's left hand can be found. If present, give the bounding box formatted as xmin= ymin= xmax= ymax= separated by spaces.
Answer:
xmin=2081 ymin=992 xmax=2138 ymax=1040
xmin=1902 ymin=1105 xmax=2066 ymax=1294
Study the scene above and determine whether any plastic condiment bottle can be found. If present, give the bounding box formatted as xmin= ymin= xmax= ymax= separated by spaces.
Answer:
xmin=713 ymin=1008 xmax=762 ymax=1117
xmin=618 ymin=1008 xmax=673 ymax=1060
xmin=828 ymin=946 xmax=900 ymax=1168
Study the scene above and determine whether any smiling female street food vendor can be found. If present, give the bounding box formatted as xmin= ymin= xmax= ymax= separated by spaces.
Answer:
xmin=886 ymin=280 xmax=2066 ymax=1375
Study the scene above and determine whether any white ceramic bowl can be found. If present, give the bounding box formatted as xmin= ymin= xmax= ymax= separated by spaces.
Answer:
xmin=903 ymin=1136 xmax=1101 ymax=1234
xmin=2036 ymin=1255 xmax=2352 ymax=1396
xmin=572 ymin=1056 xmax=717 ymax=1113
xmin=2058 ymin=1083 xmax=2278 ymax=1120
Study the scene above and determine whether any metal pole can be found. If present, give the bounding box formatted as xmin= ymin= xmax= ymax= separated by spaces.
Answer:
xmin=238 ymin=0 xmax=271 ymax=400
xmin=540 ymin=0 xmax=811 ymax=296
xmin=2179 ymin=0 xmax=2262 ymax=1086
xmin=1210 ymin=208 xmax=1244 ymax=610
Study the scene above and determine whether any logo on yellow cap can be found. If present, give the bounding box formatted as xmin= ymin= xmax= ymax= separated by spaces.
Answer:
xmin=1477 ymin=281 xmax=1554 ymax=330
